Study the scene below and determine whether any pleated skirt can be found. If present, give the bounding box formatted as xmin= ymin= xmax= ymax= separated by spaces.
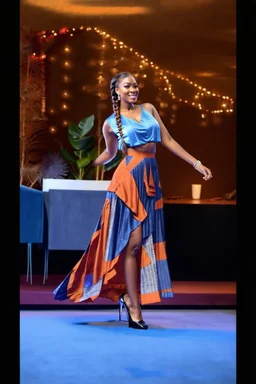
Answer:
xmin=53 ymin=148 xmax=174 ymax=305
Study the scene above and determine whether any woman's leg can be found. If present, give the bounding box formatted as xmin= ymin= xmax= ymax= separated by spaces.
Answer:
xmin=122 ymin=225 xmax=143 ymax=321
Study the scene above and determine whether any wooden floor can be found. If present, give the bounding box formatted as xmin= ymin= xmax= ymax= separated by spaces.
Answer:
xmin=20 ymin=275 xmax=236 ymax=308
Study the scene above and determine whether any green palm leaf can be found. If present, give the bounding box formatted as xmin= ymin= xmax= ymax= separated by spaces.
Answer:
xmin=87 ymin=147 xmax=99 ymax=161
xmin=60 ymin=147 xmax=77 ymax=165
xmin=78 ymin=115 xmax=95 ymax=135
xmin=57 ymin=114 xmax=121 ymax=180
xmin=68 ymin=134 xmax=93 ymax=150
xmin=76 ymin=156 xmax=91 ymax=169
xmin=68 ymin=122 xmax=80 ymax=138
xmin=72 ymin=136 xmax=96 ymax=154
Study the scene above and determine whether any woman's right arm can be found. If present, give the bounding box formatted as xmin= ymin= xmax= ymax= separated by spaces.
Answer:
xmin=92 ymin=120 xmax=119 ymax=166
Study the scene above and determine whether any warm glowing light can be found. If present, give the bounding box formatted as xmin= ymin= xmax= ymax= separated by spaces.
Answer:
xmin=39 ymin=24 xmax=234 ymax=119
xmin=49 ymin=126 xmax=57 ymax=133
xmin=110 ymin=68 xmax=119 ymax=75
xmin=195 ymin=72 xmax=218 ymax=78
xmin=63 ymin=75 xmax=70 ymax=83
xmin=62 ymin=91 xmax=70 ymax=98
xmin=24 ymin=1 xmax=151 ymax=15
xmin=62 ymin=120 xmax=68 ymax=126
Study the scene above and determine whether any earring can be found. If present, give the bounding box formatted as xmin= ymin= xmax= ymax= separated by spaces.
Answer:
xmin=117 ymin=94 xmax=121 ymax=101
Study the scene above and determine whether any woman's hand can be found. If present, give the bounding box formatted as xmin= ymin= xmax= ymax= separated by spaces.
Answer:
xmin=196 ymin=164 xmax=213 ymax=181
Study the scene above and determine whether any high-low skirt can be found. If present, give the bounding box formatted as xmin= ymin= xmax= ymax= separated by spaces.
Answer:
xmin=53 ymin=148 xmax=174 ymax=305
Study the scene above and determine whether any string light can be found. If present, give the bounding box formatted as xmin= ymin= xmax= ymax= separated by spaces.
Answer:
xmin=36 ymin=24 xmax=235 ymax=122
xmin=63 ymin=61 xmax=71 ymax=68
xmin=61 ymin=104 xmax=68 ymax=110
xmin=49 ymin=126 xmax=57 ymax=134
xmin=62 ymin=91 xmax=70 ymax=98
xmin=63 ymin=75 xmax=70 ymax=83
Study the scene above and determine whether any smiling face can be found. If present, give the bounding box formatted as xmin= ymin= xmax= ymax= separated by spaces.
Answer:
xmin=115 ymin=75 xmax=139 ymax=104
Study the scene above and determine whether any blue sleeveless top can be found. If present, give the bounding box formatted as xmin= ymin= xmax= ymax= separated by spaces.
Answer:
xmin=106 ymin=105 xmax=161 ymax=151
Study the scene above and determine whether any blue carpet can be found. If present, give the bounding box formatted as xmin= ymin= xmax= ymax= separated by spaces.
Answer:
xmin=20 ymin=309 xmax=236 ymax=384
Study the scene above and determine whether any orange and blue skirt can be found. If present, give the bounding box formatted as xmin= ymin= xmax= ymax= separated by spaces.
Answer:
xmin=53 ymin=148 xmax=174 ymax=304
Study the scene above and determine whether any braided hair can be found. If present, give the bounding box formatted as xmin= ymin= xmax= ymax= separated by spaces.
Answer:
xmin=110 ymin=72 xmax=133 ymax=154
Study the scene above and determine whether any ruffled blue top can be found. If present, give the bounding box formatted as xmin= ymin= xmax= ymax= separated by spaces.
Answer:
xmin=106 ymin=105 xmax=161 ymax=151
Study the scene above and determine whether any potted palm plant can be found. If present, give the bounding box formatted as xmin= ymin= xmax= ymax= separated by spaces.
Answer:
xmin=42 ymin=114 xmax=123 ymax=192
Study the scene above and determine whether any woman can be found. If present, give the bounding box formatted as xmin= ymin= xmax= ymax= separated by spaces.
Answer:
xmin=54 ymin=72 xmax=212 ymax=330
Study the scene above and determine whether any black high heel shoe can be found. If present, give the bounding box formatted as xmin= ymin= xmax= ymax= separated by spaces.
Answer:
xmin=119 ymin=293 xmax=148 ymax=330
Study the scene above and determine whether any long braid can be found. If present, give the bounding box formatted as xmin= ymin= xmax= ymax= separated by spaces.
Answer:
xmin=110 ymin=73 xmax=131 ymax=154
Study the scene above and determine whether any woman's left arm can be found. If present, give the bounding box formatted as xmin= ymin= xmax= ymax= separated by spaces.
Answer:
xmin=148 ymin=103 xmax=213 ymax=180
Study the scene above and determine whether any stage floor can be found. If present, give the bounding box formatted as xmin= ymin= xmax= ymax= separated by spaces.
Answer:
xmin=20 ymin=275 xmax=236 ymax=309
xmin=20 ymin=309 xmax=236 ymax=383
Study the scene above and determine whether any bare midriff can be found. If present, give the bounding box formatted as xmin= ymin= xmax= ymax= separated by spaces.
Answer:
xmin=130 ymin=142 xmax=156 ymax=153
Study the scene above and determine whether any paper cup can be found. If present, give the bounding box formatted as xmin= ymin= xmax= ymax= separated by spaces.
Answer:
xmin=192 ymin=184 xmax=202 ymax=199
